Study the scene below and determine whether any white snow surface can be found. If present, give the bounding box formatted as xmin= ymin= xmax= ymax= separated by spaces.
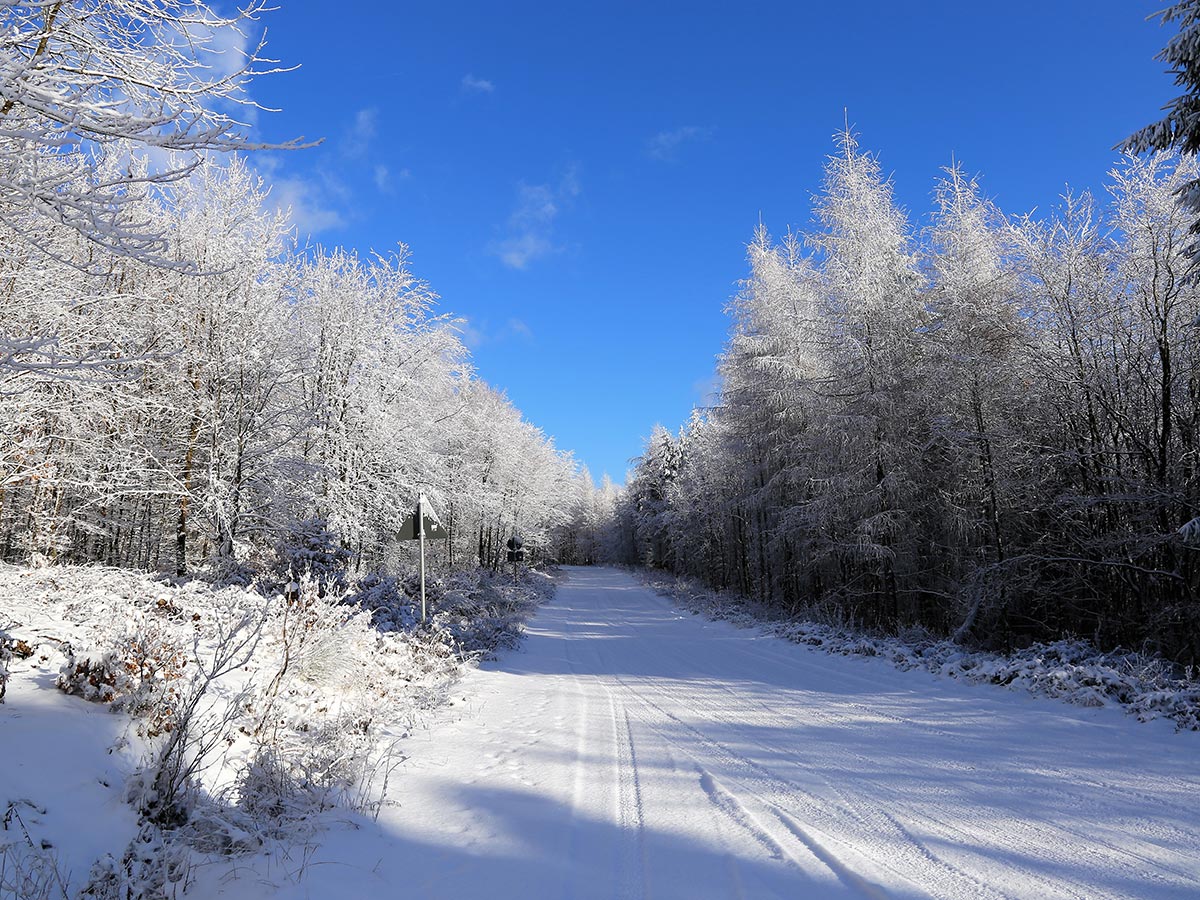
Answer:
xmin=201 ymin=566 xmax=1199 ymax=899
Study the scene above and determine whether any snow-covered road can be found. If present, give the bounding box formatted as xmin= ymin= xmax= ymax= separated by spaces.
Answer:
xmin=260 ymin=566 xmax=1200 ymax=899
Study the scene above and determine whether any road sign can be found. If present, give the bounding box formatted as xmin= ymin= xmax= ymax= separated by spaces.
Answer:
xmin=398 ymin=502 xmax=447 ymax=541
xmin=507 ymin=535 xmax=523 ymax=551
xmin=399 ymin=494 xmax=446 ymax=625
xmin=507 ymin=550 xmax=525 ymax=563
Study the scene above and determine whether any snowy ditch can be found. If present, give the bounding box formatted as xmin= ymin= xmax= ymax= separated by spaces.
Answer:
xmin=0 ymin=562 xmax=554 ymax=899
xmin=641 ymin=572 xmax=1200 ymax=732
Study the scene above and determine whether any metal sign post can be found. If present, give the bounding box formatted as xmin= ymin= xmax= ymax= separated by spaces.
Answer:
xmin=506 ymin=533 xmax=525 ymax=583
xmin=418 ymin=493 xmax=427 ymax=624
xmin=398 ymin=493 xmax=447 ymax=625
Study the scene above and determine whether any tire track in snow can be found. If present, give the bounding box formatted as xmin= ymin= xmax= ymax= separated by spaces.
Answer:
xmin=598 ymin=599 xmax=1101 ymax=898
xmin=613 ymin=670 xmax=1031 ymax=900
xmin=606 ymin=640 xmax=1133 ymax=900
xmin=659 ymin=601 xmax=1200 ymax=893
xmin=591 ymin=602 xmax=901 ymax=889
xmin=696 ymin=764 xmax=892 ymax=900
xmin=610 ymin=697 xmax=648 ymax=900
xmin=697 ymin=767 xmax=791 ymax=864
xmin=1026 ymin=765 xmax=1199 ymax=824
xmin=711 ymin=628 xmax=1200 ymax=887
xmin=695 ymin=765 xmax=752 ymax=900
xmin=649 ymin=719 xmax=751 ymax=899
xmin=881 ymin=760 xmax=1199 ymax=894
xmin=568 ymin=627 xmax=652 ymax=900
xmin=766 ymin=805 xmax=893 ymax=900
xmin=614 ymin=673 xmax=897 ymax=893
xmin=558 ymin=570 xmax=1200 ymax=899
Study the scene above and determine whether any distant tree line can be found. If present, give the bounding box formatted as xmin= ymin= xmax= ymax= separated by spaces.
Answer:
xmin=607 ymin=133 xmax=1200 ymax=664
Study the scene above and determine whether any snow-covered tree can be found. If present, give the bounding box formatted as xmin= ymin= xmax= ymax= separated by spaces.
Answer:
xmin=0 ymin=0 xmax=300 ymax=261
xmin=617 ymin=133 xmax=1200 ymax=663
xmin=1122 ymin=1 xmax=1200 ymax=238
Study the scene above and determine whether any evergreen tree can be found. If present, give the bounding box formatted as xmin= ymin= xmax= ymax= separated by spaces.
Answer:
xmin=1122 ymin=1 xmax=1200 ymax=238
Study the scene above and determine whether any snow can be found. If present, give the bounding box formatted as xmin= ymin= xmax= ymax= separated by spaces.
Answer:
xmin=1 ymin=664 xmax=142 ymax=889
xmin=0 ymin=561 xmax=516 ymax=896
xmin=200 ymin=567 xmax=1200 ymax=898
xmin=4 ymin=565 xmax=1200 ymax=898
xmin=643 ymin=573 xmax=1200 ymax=731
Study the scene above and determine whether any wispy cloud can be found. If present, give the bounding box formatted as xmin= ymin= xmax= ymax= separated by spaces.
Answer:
xmin=170 ymin=15 xmax=258 ymax=122
xmin=256 ymin=155 xmax=346 ymax=237
xmin=489 ymin=167 xmax=580 ymax=270
xmin=456 ymin=316 xmax=534 ymax=349
xmin=457 ymin=319 xmax=485 ymax=350
xmin=252 ymin=105 xmax=413 ymax=235
xmin=373 ymin=164 xmax=409 ymax=194
xmin=693 ymin=373 xmax=723 ymax=407
xmin=461 ymin=74 xmax=496 ymax=94
xmin=270 ymin=176 xmax=346 ymax=236
xmin=647 ymin=125 xmax=715 ymax=162
xmin=494 ymin=232 xmax=554 ymax=270
xmin=340 ymin=108 xmax=378 ymax=159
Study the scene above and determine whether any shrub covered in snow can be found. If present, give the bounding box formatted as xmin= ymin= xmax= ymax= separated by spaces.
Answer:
xmin=344 ymin=573 xmax=417 ymax=632
xmin=340 ymin=566 xmax=555 ymax=658
xmin=239 ymin=575 xmax=410 ymax=819
xmin=272 ymin=518 xmax=351 ymax=597
xmin=78 ymin=822 xmax=191 ymax=900
xmin=0 ymin=558 xmax=555 ymax=897
xmin=57 ymin=614 xmax=190 ymax=736
xmin=429 ymin=568 xmax=555 ymax=659
xmin=1 ymin=800 xmax=70 ymax=900
xmin=644 ymin=572 xmax=1200 ymax=731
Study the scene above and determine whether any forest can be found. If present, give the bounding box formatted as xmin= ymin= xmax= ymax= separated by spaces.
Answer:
xmin=0 ymin=5 xmax=590 ymax=586
xmin=4 ymin=0 xmax=1200 ymax=669
xmin=607 ymin=133 xmax=1200 ymax=664
xmin=4 ymin=4 xmax=1200 ymax=898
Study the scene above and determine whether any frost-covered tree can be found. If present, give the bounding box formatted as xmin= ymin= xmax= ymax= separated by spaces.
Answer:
xmin=808 ymin=129 xmax=926 ymax=623
xmin=1122 ymin=2 xmax=1200 ymax=240
xmin=617 ymin=133 xmax=1200 ymax=663
xmin=0 ymin=0 xmax=300 ymax=260
xmin=0 ymin=148 xmax=583 ymax=580
xmin=924 ymin=166 xmax=1032 ymax=636
xmin=0 ymin=3 xmax=586 ymax=595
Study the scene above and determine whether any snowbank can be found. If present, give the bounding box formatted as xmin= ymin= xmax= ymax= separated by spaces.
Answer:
xmin=641 ymin=572 xmax=1200 ymax=731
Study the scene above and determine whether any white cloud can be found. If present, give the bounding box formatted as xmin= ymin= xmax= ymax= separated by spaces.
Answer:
xmin=373 ymin=164 xmax=410 ymax=193
xmin=494 ymin=232 xmax=553 ymax=270
xmin=489 ymin=167 xmax=580 ymax=270
xmin=335 ymin=109 xmax=411 ymax=195
xmin=461 ymin=74 xmax=495 ymax=94
xmin=693 ymin=373 xmax=723 ymax=406
xmin=254 ymin=104 xmax=409 ymax=235
xmin=267 ymin=173 xmax=345 ymax=236
xmin=457 ymin=316 xmax=535 ymax=347
xmin=166 ymin=15 xmax=259 ymax=124
xmin=457 ymin=317 xmax=485 ymax=350
xmin=647 ymin=125 xmax=714 ymax=161
xmin=197 ymin=18 xmax=253 ymax=82
xmin=341 ymin=108 xmax=378 ymax=159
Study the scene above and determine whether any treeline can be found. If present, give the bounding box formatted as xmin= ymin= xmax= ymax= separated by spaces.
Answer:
xmin=1 ymin=153 xmax=584 ymax=577
xmin=0 ymin=2 xmax=588 ymax=580
xmin=613 ymin=134 xmax=1200 ymax=664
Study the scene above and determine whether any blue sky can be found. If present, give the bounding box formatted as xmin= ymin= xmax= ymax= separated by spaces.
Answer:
xmin=248 ymin=1 xmax=1172 ymax=484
